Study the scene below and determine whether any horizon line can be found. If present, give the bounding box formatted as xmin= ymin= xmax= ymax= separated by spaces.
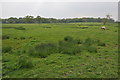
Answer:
xmin=1 ymin=16 xmax=116 ymax=20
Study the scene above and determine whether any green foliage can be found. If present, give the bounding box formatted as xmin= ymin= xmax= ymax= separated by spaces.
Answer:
xmin=2 ymin=46 xmax=12 ymax=53
xmin=28 ymin=43 xmax=58 ymax=58
xmin=18 ymin=55 xmax=33 ymax=68
xmin=2 ymin=35 xmax=10 ymax=40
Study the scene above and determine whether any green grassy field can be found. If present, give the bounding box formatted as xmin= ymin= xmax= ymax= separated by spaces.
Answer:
xmin=2 ymin=22 xmax=118 ymax=78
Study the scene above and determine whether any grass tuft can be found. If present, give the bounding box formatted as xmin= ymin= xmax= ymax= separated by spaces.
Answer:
xmin=18 ymin=55 xmax=33 ymax=68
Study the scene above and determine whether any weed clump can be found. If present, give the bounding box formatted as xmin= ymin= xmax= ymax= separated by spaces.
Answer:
xmin=20 ymin=37 xmax=25 ymax=40
xmin=84 ymin=38 xmax=94 ymax=46
xmin=60 ymin=36 xmax=99 ymax=54
xmin=64 ymin=36 xmax=73 ymax=42
xmin=14 ymin=37 xmax=17 ymax=39
xmin=2 ymin=35 xmax=10 ymax=40
xmin=43 ymin=27 xmax=51 ymax=28
xmin=27 ymin=36 xmax=104 ymax=57
xmin=98 ymin=42 xmax=106 ymax=46
xmin=59 ymin=36 xmax=82 ymax=55
xmin=87 ymin=46 xmax=98 ymax=53
xmin=18 ymin=55 xmax=33 ymax=68
xmin=74 ymin=39 xmax=82 ymax=44
xmin=14 ymin=26 xmax=26 ymax=30
xmin=28 ymin=43 xmax=58 ymax=58
xmin=2 ymin=46 xmax=12 ymax=53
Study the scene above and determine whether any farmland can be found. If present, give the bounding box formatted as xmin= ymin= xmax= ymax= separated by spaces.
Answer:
xmin=2 ymin=22 xmax=118 ymax=78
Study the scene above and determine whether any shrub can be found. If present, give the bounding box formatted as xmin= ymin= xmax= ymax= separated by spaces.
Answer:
xmin=98 ymin=42 xmax=106 ymax=46
xmin=28 ymin=43 xmax=58 ymax=58
xmin=2 ymin=46 xmax=12 ymax=53
xmin=18 ymin=55 xmax=33 ymax=68
xmin=2 ymin=35 xmax=10 ymax=40
xmin=64 ymin=36 xmax=73 ymax=42
xmin=14 ymin=26 xmax=26 ymax=30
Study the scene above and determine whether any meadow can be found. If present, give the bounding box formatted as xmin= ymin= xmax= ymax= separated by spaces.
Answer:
xmin=2 ymin=22 xmax=118 ymax=78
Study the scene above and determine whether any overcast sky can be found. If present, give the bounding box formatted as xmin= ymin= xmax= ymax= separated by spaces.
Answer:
xmin=0 ymin=1 xmax=118 ymax=20
xmin=0 ymin=0 xmax=119 ymax=2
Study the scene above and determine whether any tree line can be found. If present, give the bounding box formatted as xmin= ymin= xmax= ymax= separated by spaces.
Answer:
xmin=1 ymin=15 xmax=115 ymax=24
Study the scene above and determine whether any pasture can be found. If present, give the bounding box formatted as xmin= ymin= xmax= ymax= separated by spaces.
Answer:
xmin=2 ymin=22 xmax=118 ymax=78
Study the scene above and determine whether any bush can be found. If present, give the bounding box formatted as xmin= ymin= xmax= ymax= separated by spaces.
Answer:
xmin=98 ymin=42 xmax=106 ymax=46
xmin=28 ymin=43 xmax=58 ymax=58
xmin=64 ymin=36 xmax=73 ymax=42
xmin=2 ymin=46 xmax=12 ymax=53
xmin=2 ymin=35 xmax=10 ymax=40
xmin=18 ymin=55 xmax=33 ymax=68
xmin=14 ymin=26 xmax=26 ymax=30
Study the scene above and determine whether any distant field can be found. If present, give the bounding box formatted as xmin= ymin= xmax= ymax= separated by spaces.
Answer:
xmin=2 ymin=22 xmax=118 ymax=78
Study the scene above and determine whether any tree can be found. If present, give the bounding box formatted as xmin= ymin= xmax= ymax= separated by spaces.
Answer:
xmin=1 ymin=15 xmax=114 ymax=24
xmin=103 ymin=14 xmax=112 ymax=25
xmin=24 ymin=15 xmax=34 ymax=23
xmin=35 ymin=16 xmax=41 ymax=23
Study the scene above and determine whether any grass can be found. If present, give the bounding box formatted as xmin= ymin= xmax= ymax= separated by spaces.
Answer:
xmin=2 ymin=22 xmax=118 ymax=78
xmin=2 ymin=46 xmax=12 ymax=53
xmin=28 ymin=43 xmax=58 ymax=58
